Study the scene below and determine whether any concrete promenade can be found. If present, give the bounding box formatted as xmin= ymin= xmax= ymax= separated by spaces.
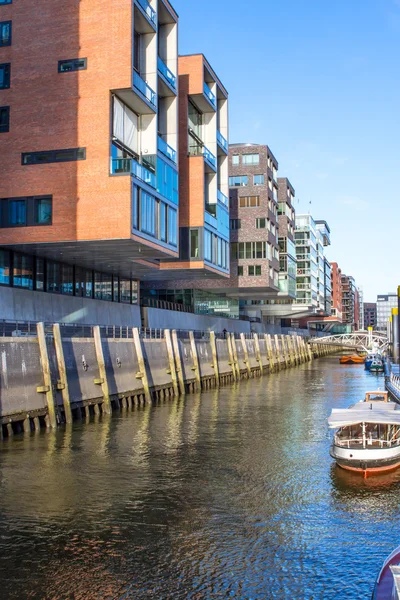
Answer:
xmin=0 ymin=324 xmax=337 ymax=440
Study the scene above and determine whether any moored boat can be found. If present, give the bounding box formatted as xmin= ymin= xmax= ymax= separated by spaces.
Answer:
xmin=370 ymin=356 xmax=384 ymax=373
xmin=372 ymin=544 xmax=400 ymax=599
xmin=339 ymin=355 xmax=365 ymax=364
xmin=328 ymin=391 xmax=400 ymax=476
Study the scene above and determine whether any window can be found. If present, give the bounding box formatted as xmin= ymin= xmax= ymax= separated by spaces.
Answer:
xmin=254 ymin=174 xmax=264 ymax=185
xmin=230 ymin=219 xmax=241 ymax=230
xmin=204 ymin=229 xmax=212 ymax=262
xmin=9 ymin=198 xmax=26 ymax=226
xmin=58 ymin=58 xmax=87 ymax=73
xmin=188 ymin=100 xmax=202 ymax=139
xmin=242 ymin=154 xmax=259 ymax=165
xmin=239 ymin=196 xmax=260 ymax=208
xmin=61 ymin=264 xmax=73 ymax=295
xmin=248 ymin=265 xmax=262 ymax=276
xmin=35 ymin=197 xmax=52 ymax=225
xmin=113 ymin=96 xmax=138 ymax=156
xmin=229 ymin=175 xmax=248 ymax=187
xmin=232 ymin=155 xmax=239 ymax=165
xmin=141 ymin=191 xmax=156 ymax=236
xmin=231 ymin=241 xmax=268 ymax=260
xmin=120 ymin=279 xmax=131 ymax=304
xmin=13 ymin=253 xmax=33 ymax=289
xmin=0 ymin=106 xmax=9 ymax=132
xmin=35 ymin=258 xmax=45 ymax=291
xmin=22 ymin=148 xmax=86 ymax=165
xmin=46 ymin=261 xmax=61 ymax=293
xmin=0 ymin=249 xmax=10 ymax=285
xmin=237 ymin=266 xmax=243 ymax=276
xmin=190 ymin=229 xmax=199 ymax=258
xmin=256 ymin=218 xmax=266 ymax=228
xmin=0 ymin=21 xmax=10 ymax=47
xmin=0 ymin=1 xmax=12 ymax=4
xmin=159 ymin=202 xmax=167 ymax=242
xmin=0 ymin=63 xmax=10 ymax=89
xmin=167 ymin=207 xmax=177 ymax=246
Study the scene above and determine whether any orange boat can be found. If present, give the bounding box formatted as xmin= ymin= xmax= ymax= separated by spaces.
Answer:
xmin=339 ymin=355 xmax=365 ymax=364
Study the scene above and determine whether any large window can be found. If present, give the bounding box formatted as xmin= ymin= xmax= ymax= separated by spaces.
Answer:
xmin=13 ymin=253 xmax=33 ymax=289
xmin=229 ymin=175 xmax=248 ymax=187
xmin=188 ymin=100 xmax=202 ymax=139
xmin=167 ymin=207 xmax=177 ymax=246
xmin=0 ymin=106 xmax=9 ymax=132
xmin=239 ymin=196 xmax=260 ymax=208
xmin=113 ymin=96 xmax=138 ymax=156
xmin=204 ymin=229 xmax=212 ymax=262
xmin=0 ymin=1 xmax=12 ymax=4
xmin=248 ymin=265 xmax=262 ymax=276
xmin=230 ymin=219 xmax=241 ymax=230
xmin=242 ymin=154 xmax=259 ymax=165
xmin=141 ymin=191 xmax=156 ymax=236
xmin=22 ymin=148 xmax=86 ymax=165
xmin=256 ymin=218 xmax=266 ymax=228
xmin=232 ymin=155 xmax=239 ymax=165
xmin=190 ymin=229 xmax=199 ymax=258
xmin=254 ymin=174 xmax=264 ymax=185
xmin=0 ymin=21 xmax=11 ymax=47
xmin=94 ymin=272 xmax=112 ymax=301
xmin=157 ymin=157 xmax=178 ymax=204
xmin=0 ymin=249 xmax=10 ymax=285
xmin=35 ymin=197 xmax=52 ymax=225
xmin=0 ymin=63 xmax=10 ymax=89
xmin=9 ymin=198 xmax=26 ymax=226
xmin=159 ymin=202 xmax=167 ymax=242
xmin=231 ymin=241 xmax=268 ymax=260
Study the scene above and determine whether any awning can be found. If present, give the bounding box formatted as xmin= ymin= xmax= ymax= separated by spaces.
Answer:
xmin=328 ymin=404 xmax=400 ymax=428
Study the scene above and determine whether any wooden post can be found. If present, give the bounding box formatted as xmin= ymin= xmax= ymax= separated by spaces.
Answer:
xmin=93 ymin=326 xmax=112 ymax=414
xmin=189 ymin=331 xmax=201 ymax=392
xmin=286 ymin=336 xmax=295 ymax=366
xmin=53 ymin=323 xmax=73 ymax=424
xmin=274 ymin=335 xmax=282 ymax=371
xmin=164 ymin=329 xmax=179 ymax=397
xmin=281 ymin=335 xmax=290 ymax=368
xmin=226 ymin=333 xmax=237 ymax=381
xmin=172 ymin=330 xmax=185 ymax=395
xmin=253 ymin=333 xmax=263 ymax=375
xmin=209 ymin=331 xmax=220 ymax=388
xmin=36 ymin=322 xmax=57 ymax=428
xmin=291 ymin=335 xmax=299 ymax=365
xmin=132 ymin=327 xmax=151 ymax=403
xmin=240 ymin=333 xmax=251 ymax=377
xmin=265 ymin=334 xmax=275 ymax=373
xmin=230 ymin=333 xmax=241 ymax=379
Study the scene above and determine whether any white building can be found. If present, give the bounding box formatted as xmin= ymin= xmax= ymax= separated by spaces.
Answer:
xmin=376 ymin=293 xmax=397 ymax=332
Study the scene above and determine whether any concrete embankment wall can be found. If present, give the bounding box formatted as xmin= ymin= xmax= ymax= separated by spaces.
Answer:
xmin=141 ymin=307 xmax=252 ymax=334
xmin=0 ymin=324 xmax=337 ymax=440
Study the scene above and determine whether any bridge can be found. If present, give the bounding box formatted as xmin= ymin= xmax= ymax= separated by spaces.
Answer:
xmin=309 ymin=331 xmax=389 ymax=351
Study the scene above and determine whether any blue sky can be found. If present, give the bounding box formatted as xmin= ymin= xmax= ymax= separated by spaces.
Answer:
xmin=172 ymin=0 xmax=400 ymax=302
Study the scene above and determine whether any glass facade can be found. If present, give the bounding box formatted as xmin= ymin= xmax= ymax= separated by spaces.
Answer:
xmin=141 ymin=288 xmax=239 ymax=320
xmin=0 ymin=248 xmax=139 ymax=305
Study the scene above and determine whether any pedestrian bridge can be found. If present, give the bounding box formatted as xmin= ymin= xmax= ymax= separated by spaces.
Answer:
xmin=309 ymin=331 xmax=388 ymax=351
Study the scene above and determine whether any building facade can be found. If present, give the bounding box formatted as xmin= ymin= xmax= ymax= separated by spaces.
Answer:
xmin=364 ymin=302 xmax=377 ymax=329
xmin=277 ymin=177 xmax=297 ymax=300
xmin=0 ymin=0 xmax=182 ymax=323
xmin=330 ymin=262 xmax=343 ymax=322
xmin=341 ymin=275 xmax=360 ymax=330
xmin=376 ymin=294 xmax=398 ymax=332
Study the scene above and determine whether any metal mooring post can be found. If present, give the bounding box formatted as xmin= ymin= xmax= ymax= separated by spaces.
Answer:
xmin=393 ymin=308 xmax=399 ymax=363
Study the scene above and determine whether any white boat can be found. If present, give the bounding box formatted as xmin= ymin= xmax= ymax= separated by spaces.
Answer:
xmin=328 ymin=391 xmax=400 ymax=475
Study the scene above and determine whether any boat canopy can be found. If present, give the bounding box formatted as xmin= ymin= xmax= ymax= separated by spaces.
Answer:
xmin=328 ymin=403 xmax=400 ymax=428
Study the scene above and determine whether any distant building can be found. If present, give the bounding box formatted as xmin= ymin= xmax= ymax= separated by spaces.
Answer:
xmin=341 ymin=275 xmax=359 ymax=330
xmin=330 ymin=262 xmax=343 ymax=323
xmin=358 ymin=287 xmax=364 ymax=330
xmin=364 ymin=302 xmax=377 ymax=329
xmin=376 ymin=294 xmax=398 ymax=332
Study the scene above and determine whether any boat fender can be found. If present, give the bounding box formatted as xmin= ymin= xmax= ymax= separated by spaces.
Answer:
xmin=361 ymin=461 xmax=367 ymax=470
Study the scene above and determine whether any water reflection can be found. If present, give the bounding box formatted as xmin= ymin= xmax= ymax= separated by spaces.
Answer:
xmin=0 ymin=357 xmax=398 ymax=599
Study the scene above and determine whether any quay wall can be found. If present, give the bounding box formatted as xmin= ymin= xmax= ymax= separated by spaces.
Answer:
xmin=0 ymin=324 xmax=338 ymax=440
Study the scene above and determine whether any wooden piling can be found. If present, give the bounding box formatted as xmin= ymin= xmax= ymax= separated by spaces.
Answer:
xmin=226 ymin=333 xmax=237 ymax=381
xmin=189 ymin=331 xmax=201 ymax=392
xmin=53 ymin=323 xmax=73 ymax=424
xmin=240 ymin=333 xmax=251 ymax=377
xmin=253 ymin=333 xmax=263 ymax=375
xmin=37 ymin=322 xmax=57 ymax=428
xmin=164 ymin=329 xmax=179 ymax=397
xmin=210 ymin=331 xmax=220 ymax=388
xmin=172 ymin=330 xmax=185 ymax=395
xmin=93 ymin=325 xmax=112 ymax=415
xmin=132 ymin=327 xmax=151 ymax=403
xmin=230 ymin=333 xmax=241 ymax=379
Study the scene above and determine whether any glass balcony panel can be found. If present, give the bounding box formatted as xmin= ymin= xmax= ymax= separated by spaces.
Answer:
xmin=203 ymin=82 xmax=216 ymax=108
xmin=135 ymin=0 xmax=156 ymax=25
xmin=157 ymin=136 xmax=177 ymax=163
xmin=203 ymin=146 xmax=216 ymax=169
xmin=217 ymin=130 xmax=228 ymax=152
xmin=157 ymin=57 xmax=176 ymax=89
xmin=217 ymin=189 xmax=228 ymax=207
xmin=111 ymin=157 xmax=156 ymax=188
xmin=133 ymin=71 xmax=157 ymax=107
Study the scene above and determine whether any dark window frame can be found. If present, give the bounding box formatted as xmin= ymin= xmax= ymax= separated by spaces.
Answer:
xmin=21 ymin=148 xmax=86 ymax=166
xmin=58 ymin=58 xmax=87 ymax=73
xmin=0 ymin=1 xmax=12 ymax=4
xmin=8 ymin=198 xmax=27 ymax=227
xmin=34 ymin=197 xmax=53 ymax=226
xmin=0 ymin=63 xmax=10 ymax=89
xmin=0 ymin=105 xmax=9 ymax=133
xmin=0 ymin=20 xmax=11 ymax=47
xmin=1 ymin=195 xmax=53 ymax=228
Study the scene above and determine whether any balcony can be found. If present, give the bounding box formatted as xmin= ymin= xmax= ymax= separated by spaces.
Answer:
xmin=217 ymin=189 xmax=228 ymax=207
xmin=189 ymin=140 xmax=216 ymax=171
xmin=158 ymin=136 xmax=177 ymax=164
xmin=205 ymin=210 xmax=217 ymax=229
xmin=133 ymin=71 xmax=157 ymax=109
xmin=157 ymin=57 xmax=177 ymax=92
xmin=203 ymin=146 xmax=216 ymax=170
xmin=217 ymin=130 xmax=228 ymax=154
xmin=111 ymin=157 xmax=156 ymax=188
xmin=203 ymin=82 xmax=216 ymax=109
xmin=135 ymin=0 xmax=156 ymax=27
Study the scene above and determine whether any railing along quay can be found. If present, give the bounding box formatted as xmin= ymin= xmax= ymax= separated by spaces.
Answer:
xmin=0 ymin=321 xmax=339 ymax=442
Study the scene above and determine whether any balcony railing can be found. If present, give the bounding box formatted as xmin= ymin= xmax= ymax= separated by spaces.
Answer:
xmin=217 ymin=130 xmax=228 ymax=153
xmin=217 ymin=189 xmax=228 ymax=207
xmin=203 ymin=145 xmax=216 ymax=169
xmin=133 ymin=71 xmax=157 ymax=107
xmin=135 ymin=0 xmax=156 ymax=26
xmin=203 ymin=82 xmax=216 ymax=108
xmin=158 ymin=136 xmax=177 ymax=163
xmin=111 ymin=157 xmax=156 ymax=188
xmin=189 ymin=141 xmax=216 ymax=169
xmin=205 ymin=210 xmax=217 ymax=228
xmin=157 ymin=57 xmax=177 ymax=90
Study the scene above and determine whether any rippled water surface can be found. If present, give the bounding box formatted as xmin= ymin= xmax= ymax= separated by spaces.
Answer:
xmin=0 ymin=357 xmax=398 ymax=599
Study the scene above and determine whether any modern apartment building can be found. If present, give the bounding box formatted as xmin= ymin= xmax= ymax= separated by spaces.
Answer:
xmin=364 ymin=302 xmax=377 ymax=329
xmin=294 ymin=214 xmax=319 ymax=311
xmin=358 ymin=287 xmax=364 ymax=330
xmin=376 ymin=293 xmax=398 ymax=332
xmin=330 ymin=262 xmax=343 ymax=322
xmin=277 ymin=178 xmax=297 ymax=300
xmin=315 ymin=221 xmax=332 ymax=316
xmin=0 ymin=0 xmax=181 ymax=324
xmin=341 ymin=275 xmax=360 ymax=330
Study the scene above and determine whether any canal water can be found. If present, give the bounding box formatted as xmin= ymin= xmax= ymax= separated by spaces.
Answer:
xmin=0 ymin=357 xmax=398 ymax=599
